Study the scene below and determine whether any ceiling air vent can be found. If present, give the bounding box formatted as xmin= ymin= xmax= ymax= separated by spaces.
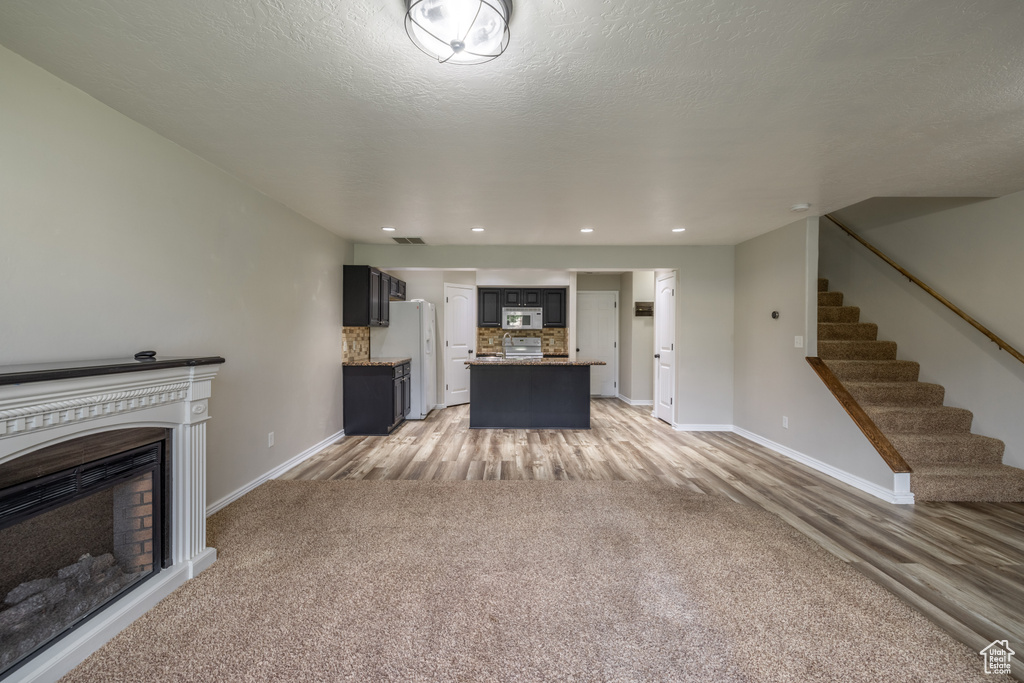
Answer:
xmin=392 ymin=237 xmax=426 ymax=245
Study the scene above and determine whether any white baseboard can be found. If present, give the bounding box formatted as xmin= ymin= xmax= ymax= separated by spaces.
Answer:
xmin=205 ymin=428 xmax=345 ymax=517
xmin=616 ymin=394 xmax=653 ymax=406
xmin=674 ymin=423 xmax=733 ymax=432
xmin=732 ymin=426 xmax=914 ymax=504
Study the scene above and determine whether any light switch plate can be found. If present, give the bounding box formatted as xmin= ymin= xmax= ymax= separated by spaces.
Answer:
xmin=794 ymin=336 xmax=804 ymax=348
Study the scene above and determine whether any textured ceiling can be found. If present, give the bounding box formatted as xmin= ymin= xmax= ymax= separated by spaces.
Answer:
xmin=2 ymin=0 xmax=1024 ymax=245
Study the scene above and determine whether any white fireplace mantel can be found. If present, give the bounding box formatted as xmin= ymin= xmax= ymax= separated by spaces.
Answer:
xmin=0 ymin=357 xmax=223 ymax=683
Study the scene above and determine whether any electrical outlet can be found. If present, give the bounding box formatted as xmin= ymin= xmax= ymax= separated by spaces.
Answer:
xmin=268 ymin=432 xmax=275 ymax=447
xmin=794 ymin=336 xmax=804 ymax=348
xmin=782 ymin=416 xmax=789 ymax=429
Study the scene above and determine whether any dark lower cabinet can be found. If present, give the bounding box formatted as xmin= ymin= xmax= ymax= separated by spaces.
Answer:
xmin=344 ymin=362 xmax=411 ymax=435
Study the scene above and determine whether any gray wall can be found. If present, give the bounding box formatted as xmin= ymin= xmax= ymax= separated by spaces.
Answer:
xmin=386 ymin=269 xmax=476 ymax=408
xmin=820 ymin=193 xmax=1024 ymax=468
xmin=734 ymin=219 xmax=896 ymax=488
xmin=618 ymin=272 xmax=654 ymax=403
xmin=0 ymin=46 xmax=351 ymax=506
xmin=358 ymin=244 xmax=735 ymax=427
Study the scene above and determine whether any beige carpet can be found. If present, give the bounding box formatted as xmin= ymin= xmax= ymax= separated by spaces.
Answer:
xmin=61 ymin=481 xmax=987 ymax=682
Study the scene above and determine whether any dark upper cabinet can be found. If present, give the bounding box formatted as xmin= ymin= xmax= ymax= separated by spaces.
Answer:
xmin=379 ymin=274 xmax=390 ymax=326
xmin=542 ymin=288 xmax=567 ymax=327
xmin=343 ymin=265 xmax=393 ymax=327
xmin=478 ymin=286 xmax=567 ymax=327
xmin=478 ymin=288 xmax=502 ymax=327
xmin=389 ymin=276 xmax=407 ymax=301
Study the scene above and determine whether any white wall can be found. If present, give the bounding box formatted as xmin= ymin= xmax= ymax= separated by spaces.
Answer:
xmin=358 ymin=244 xmax=735 ymax=427
xmin=0 ymin=46 xmax=351 ymax=506
xmin=734 ymin=218 xmax=897 ymax=490
xmin=820 ymin=193 xmax=1024 ymax=468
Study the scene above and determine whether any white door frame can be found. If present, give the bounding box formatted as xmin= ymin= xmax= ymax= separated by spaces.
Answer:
xmin=654 ymin=272 xmax=676 ymax=424
xmin=576 ymin=290 xmax=619 ymax=397
xmin=444 ymin=283 xmax=475 ymax=407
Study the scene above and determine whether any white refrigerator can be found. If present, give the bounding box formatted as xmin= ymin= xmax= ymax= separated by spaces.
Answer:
xmin=370 ymin=300 xmax=437 ymax=420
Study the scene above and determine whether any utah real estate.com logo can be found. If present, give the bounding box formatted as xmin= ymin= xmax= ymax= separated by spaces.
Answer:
xmin=980 ymin=640 xmax=1014 ymax=675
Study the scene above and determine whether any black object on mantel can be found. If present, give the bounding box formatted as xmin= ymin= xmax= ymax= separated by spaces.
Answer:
xmin=0 ymin=356 xmax=226 ymax=386
xmin=134 ymin=350 xmax=157 ymax=361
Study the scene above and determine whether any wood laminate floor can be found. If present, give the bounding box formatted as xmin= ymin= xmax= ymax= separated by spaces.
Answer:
xmin=285 ymin=398 xmax=1024 ymax=677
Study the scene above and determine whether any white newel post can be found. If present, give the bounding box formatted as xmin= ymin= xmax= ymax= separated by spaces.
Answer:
xmin=0 ymin=359 xmax=223 ymax=683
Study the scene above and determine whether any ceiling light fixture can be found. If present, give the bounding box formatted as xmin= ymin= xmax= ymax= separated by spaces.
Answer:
xmin=471 ymin=227 xmax=485 ymax=232
xmin=405 ymin=0 xmax=512 ymax=65
xmin=672 ymin=228 xmax=686 ymax=233
xmin=580 ymin=228 xmax=594 ymax=233
xmin=382 ymin=227 xmax=396 ymax=231
xmin=790 ymin=203 xmax=811 ymax=212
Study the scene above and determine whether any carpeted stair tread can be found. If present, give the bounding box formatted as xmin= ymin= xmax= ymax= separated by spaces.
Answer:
xmin=818 ymin=340 xmax=898 ymax=360
xmin=888 ymin=433 xmax=1005 ymax=466
xmin=818 ymin=305 xmax=861 ymax=323
xmin=818 ymin=323 xmax=879 ymax=340
xmin=844 ymin=381 xmax=945 ymax=406
xmin=818 ymin=291 xmax=844 ymax=306
xmin=863 ymin=405 xmax=973 ymax=434
xmin=818 ymin=279 xmax=1023 ymax=502
xmin=823 ymin=359 xmax=920 ymax=382
xmin=909 ymin=464 xmax=1024 ymax=502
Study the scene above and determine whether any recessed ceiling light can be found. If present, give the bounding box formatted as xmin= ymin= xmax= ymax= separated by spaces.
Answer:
xmin=471 ymin=227 xmax=485 ymax=232
xmin=580 ymin=228 xmax=594 ymax=233
xmin=382 ymin=227 xmax=396 ymax=231
xmin=790 ymin=203 xmax=811 ymax=212
xmin=672 ymin=228 xmax=686 ymax=233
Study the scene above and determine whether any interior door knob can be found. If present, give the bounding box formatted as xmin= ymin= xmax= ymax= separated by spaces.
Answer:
xmin=654 ymin=354 xmax=660 ymax=358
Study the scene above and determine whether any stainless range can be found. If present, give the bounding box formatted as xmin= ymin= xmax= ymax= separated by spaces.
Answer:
xmin=502 ymin=336 xmax=543 ymax=359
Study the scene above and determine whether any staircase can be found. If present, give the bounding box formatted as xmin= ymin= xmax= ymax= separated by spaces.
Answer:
xmin=817 ymin=278 xmax=1024 ymax=502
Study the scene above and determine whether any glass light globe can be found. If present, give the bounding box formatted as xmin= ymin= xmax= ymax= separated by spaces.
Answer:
xmin=405 ymin=0 xmax=512 ymax=65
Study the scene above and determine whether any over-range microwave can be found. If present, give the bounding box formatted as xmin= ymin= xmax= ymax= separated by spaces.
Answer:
xmin=502 ymin=307 xmax=544 ymax=330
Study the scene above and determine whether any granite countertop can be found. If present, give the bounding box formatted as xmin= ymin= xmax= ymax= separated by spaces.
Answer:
xmin=343 ymin=357 xmax=411 ymax=367
xmin=465 ymin=358 xmax=607 ymax=366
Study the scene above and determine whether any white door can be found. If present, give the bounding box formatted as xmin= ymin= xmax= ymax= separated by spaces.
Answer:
xmin=444 ymin=284 xmax=475 ymax=406
xmin=577 ymin=291 xmax=618 ymax=396
xmin=655 ymin=273 xmax=675 ymax=424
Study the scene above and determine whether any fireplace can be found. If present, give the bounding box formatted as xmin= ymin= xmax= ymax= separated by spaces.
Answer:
xmin=0 ymin=356 xmax=223 ymax=682
xmin=0 ymin=431 xmax=170 ymax=677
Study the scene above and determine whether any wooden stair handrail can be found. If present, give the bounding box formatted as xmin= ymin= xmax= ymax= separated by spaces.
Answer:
xmin=806 ymin=357 xmax=912 ymax=473
xmin=823 ymin=213 xmax=1024 ymax=367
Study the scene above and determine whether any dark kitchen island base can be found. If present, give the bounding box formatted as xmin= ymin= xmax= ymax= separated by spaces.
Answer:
xmin=469 ymin=364 xmax=592 ymax=429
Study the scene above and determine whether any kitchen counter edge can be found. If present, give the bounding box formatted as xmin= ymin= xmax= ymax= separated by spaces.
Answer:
xmin=465 ymin=359 xmax=607 ymax=366
xmin=343 ymin=357 xmax=412 ymax=367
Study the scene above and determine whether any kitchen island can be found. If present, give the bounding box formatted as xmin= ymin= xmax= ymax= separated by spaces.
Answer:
xmin=465 ymin=358 xmax=606 ymax=429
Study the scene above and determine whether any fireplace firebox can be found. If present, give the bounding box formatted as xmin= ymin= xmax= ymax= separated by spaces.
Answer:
xmin=0 ymin=431 xmax=170 ymax=678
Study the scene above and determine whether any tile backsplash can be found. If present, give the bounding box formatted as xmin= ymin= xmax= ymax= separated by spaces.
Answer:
xmin=476 ymin=328 xmax=569 ymax=356
xmin=342 ymin=326 xmax=370 ymax=363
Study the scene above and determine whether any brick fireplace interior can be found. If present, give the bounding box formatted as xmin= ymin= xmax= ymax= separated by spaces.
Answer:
xmin=0 ymin=428 xmax=170 ymax=677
